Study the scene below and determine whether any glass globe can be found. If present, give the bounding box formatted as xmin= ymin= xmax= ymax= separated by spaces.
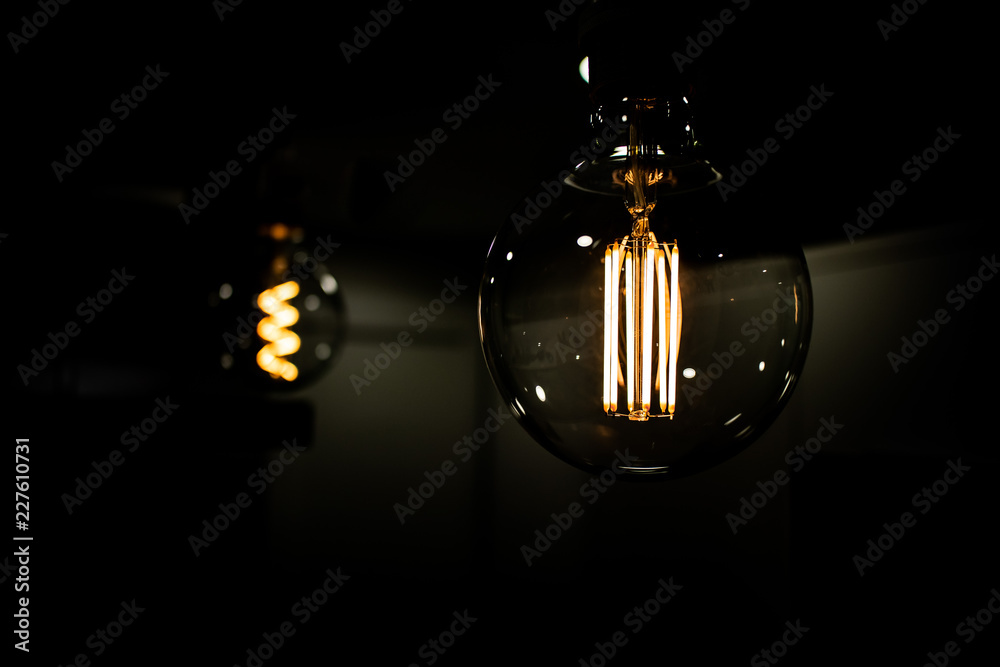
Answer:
xmin=479 ymin=97 xmax=812 ymax=479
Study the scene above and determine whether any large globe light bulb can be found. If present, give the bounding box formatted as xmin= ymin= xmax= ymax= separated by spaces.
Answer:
xmin=478 ymin=70 xmax=813 ymax=478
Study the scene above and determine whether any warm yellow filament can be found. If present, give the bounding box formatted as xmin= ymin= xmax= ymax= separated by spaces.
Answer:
xmin=256 ymin=281 xmax=300 ymax=381
xmin=610 ymin=243 xmax=621 ymax=412
xmin=641 ymin=243 xmax=654 ymax=412
xmin=602 ymin=238 xmax=680 ymax=420
xmin=625 ymin=250 xmax=634 ymax=411
xmin=656 ymin=247 xmax=667 ymax=413
xmin=603 ymin=247 xmax=613 ymax=413
xmin=668 ymin=245 xmax=679 ymax=415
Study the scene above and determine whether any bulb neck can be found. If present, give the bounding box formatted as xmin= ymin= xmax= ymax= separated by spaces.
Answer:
xmin=568 ymin=95 xmax=720 ymax=198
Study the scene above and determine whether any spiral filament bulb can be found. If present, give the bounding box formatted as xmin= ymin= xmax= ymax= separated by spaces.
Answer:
xmin=256 ymin=280 xmax=300 ymax=381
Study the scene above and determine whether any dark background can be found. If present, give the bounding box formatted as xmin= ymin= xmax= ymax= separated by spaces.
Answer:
xmin=4 ymin=0 xmax=997 ymax=664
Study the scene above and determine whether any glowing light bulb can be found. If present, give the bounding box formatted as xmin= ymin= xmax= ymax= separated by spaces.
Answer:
xmin=478 ymin=91 xmax=812 ymax=478
xmin=604 ymin=233 xmax=679 ymax=419
xmin=206 ymin=222 xmax=346 ymax=391
xmin=256 ymin=280 xmax=301 ymax=381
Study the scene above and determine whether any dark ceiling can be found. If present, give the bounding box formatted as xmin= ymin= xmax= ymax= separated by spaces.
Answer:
xmin=5 ymin=1 xmax=998 ymax=665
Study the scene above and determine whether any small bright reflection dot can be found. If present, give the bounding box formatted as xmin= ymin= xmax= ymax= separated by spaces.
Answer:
xmin=683 ymin=96 xmax=689 ymax=103
xmin=506 ymin=251 xmax=513 ymax=261
xmin=683 ymin=368 xmax=696 ymax=379
xmin=762 ymin=269 xmax=767 ymax=273
xmin=220 ymin=353 xmax=233 ymax=369
xmin=490 ymin=276 xmax=494 ymax=284
xmin=781 ymin=339 xmax=785 ymax=347
xmin=575 ymin=355 xmax=580 ymax=360
xmin=304 ymin=294 xmax=320 ymax=311
xmin=718 ymin=253 xmax=723 ymax=258
xmin=685 ymin=124 xmax=691 ymax=131
xmin=577 ymin=235 xmax=593 ymax=247
xmin=579 ymin=57 xmax=589 ymax=83
xmin=219 ymin=283 xmax=233 ymax=300
xmin=535 ymin=385 xmax=546 ymax=402
xmin=315 ymin=343 xmax=331 ymax=360
xmin=759 ymin=361 xmax=766 ymax=371
xmin=320 ymin=274 xmax=338 ymax=294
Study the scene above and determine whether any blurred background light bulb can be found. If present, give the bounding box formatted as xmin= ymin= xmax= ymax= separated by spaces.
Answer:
xmin=256 ymin=280 xmax=301 ymax=382
xmin=208 ymin=221 xmax=345 ymax=391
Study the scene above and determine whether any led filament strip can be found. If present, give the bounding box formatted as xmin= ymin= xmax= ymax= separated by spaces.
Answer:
xmin=256 ymin=280 xmax=301 ymax=381
xmin=603 ymin=234 xmax=681 ymax=420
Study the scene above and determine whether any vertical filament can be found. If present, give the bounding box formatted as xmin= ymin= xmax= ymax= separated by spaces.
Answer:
xmin=668 ymin=244 xmax=679 ymax=416
xmin=656 ymin=247 xmax=667 ymax=413
xmin=256 ymin=280 xmax=300 ymax=381
xmin=625 ymin=251 xmax=635 ymax=412
xmin=641 ymin=241 xmax=654 ymax=412
xmin=609 ymin=243 xmax=621 ymax=413
xmin=603 ymin=247 xmax=613 ymax=414
xmin=603 ymin=238 xmax=681 ymax=420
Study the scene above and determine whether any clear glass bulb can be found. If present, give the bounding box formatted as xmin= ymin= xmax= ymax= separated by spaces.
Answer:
xmin=479 ymin=97 xmax=812 ymax=478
